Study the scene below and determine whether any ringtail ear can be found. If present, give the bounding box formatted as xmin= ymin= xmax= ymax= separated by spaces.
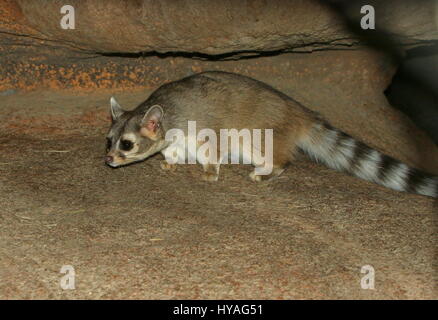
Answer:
xmin=140 ymin=105 xmax=164 ymax=139
xmin=110 ymin=97 xmax=124 ymax=121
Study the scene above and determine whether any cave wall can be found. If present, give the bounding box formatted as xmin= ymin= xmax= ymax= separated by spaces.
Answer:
xmin=2 ymin=0 xmax=438 ymax=89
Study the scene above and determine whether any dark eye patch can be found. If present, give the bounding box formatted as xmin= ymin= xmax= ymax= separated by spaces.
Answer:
xmin=106 ymin=138 xmax=112 ymax=151
xmin=120 ymin=139 xmax=134 ymax=151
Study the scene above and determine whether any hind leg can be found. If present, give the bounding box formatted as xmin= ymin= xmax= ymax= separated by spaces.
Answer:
xmin=249 ymin=145 xmax=291 ymax=182
xmin=249 ymin=163 xmax=288 ymax=182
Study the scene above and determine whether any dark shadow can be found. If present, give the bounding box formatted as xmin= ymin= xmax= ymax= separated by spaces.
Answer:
xmin=321 ymin=0 xmax=438 ymax=144
xmin=321 ymin=0 xmax=438 ymax=189
xmin=97 ymin=49 xmax=288 ymax=61
xmin=385 ymin=45 xmax=438 ymax=145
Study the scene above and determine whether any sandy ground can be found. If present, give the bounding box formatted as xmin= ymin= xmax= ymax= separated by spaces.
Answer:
xmin=0 ymin=91 xmax=436 ymax=299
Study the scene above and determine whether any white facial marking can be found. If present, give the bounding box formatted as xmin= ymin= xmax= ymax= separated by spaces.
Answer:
xmin=122 ymin=133 xmax=136 ymax=143
xmin=120 ymin=133 xmax=139 ymax=156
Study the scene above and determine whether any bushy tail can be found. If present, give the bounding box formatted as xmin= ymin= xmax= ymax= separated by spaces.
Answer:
xmin=297 ymin=122 xmax=438 ymax=198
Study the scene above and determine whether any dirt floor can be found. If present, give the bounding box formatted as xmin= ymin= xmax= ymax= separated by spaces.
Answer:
xmin=0 ymin=90 xmax=436 ymax=299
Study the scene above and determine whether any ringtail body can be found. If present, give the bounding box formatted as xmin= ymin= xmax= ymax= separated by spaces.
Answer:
xmin=105 ymin=71 xmax=438 ymax=198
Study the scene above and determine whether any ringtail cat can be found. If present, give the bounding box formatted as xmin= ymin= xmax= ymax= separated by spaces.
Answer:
xmin=105 ymin=71 xmax=437 ymax=198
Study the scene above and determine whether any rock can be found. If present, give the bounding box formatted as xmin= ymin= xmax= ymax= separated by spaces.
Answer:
xmin=7 ymin=0 xmax=438 ymax=57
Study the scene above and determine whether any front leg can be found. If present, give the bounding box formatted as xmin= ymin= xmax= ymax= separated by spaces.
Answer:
xmin=202 ymin=163 xmax=220 ymax=182
xmin=160 ymin=159 xmax=177 ymax=171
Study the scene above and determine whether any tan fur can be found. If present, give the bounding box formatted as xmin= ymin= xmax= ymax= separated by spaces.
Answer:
xmin=107 ymin=71 xmax=318 ymax=177
xmin=139 ymin=127 xmax=158 ymax=140
xmin=106 ymin=71 xmax=438 ymax=197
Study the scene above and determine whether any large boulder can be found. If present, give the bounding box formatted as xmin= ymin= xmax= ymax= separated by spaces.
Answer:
xmin=8 ymin=0 xmax=438 ymax=56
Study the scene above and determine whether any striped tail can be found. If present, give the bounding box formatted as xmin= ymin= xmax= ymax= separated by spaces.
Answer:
xmin=297 ymin=122 xmax=438 ymax=198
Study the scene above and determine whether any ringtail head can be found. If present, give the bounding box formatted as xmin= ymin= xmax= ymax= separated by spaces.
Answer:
xmin=105 ymin=97 xmax=166 ymax=167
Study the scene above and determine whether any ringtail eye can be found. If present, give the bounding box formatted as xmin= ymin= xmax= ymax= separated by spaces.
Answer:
xmin=106 ymin=138 xmax=112 ymax=151
xmin=120 ymin=139 xmax=134 ymax=151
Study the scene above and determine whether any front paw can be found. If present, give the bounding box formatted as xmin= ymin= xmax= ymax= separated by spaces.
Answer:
xmin=202 ymin=172 xmax=219 ymax=182
xmin=160 ymin=160 xmax=176 ymax=171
